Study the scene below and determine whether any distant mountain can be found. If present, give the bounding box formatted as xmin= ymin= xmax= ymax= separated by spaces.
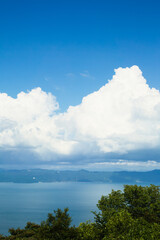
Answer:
xmin=0 ymin=169 xmax=159 ymax=184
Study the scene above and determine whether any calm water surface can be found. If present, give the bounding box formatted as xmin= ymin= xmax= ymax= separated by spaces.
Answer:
xmin=0 ymin=182 xmax=124 ymax=235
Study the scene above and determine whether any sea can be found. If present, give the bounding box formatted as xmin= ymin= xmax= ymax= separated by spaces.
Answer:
xmin=0 ymin=182 xmax=137 ymax=236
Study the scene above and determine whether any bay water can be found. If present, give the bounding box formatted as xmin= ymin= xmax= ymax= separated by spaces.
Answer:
xmin=0 ymin=182 xmax=124 ymax=235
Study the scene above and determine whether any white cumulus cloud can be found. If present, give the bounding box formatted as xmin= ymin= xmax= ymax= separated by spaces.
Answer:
xmin=58 ymin=65 xmax=160 ymax=155
xmin=1 ymin=66 xmax=160 ymax=168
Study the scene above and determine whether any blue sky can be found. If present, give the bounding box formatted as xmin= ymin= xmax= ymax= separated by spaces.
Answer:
xmin=0 ymin=0 xmax=160 ymax=110
xmin=0 ymin=0 xmax=160 ymax=170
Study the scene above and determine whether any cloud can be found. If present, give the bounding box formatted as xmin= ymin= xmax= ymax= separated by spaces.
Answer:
xmin=80 ymin=70 xmax=91 ymax=78
xmin=59 ymin=66 xmax=160 ymax=155
xmin=87 ymin=160 xmax=160 ymax=171
xmin=65 ymin=73 xmax=75 ymax=78
xmin=1 ymin=66 xmax=160 ymax=169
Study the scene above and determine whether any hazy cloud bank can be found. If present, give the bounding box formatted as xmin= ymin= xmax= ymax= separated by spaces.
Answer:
xmin=1 ymin=66 xmax=160 ymax=170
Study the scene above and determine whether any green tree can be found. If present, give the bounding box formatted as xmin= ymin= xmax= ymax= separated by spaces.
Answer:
xmin=6 ymin=208 xmax=78 ymax=240
xmin=124 ymin=184 xmax=160 ymax=223
xmin=77 ymin=221 xmax=98 ymax=240
xmin=39 ymin=208 xmax=77 ymax=240
xmin=93 ymin=184 xmax=160 ymax=239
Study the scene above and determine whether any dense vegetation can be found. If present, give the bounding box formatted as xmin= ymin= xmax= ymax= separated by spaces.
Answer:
xmin=0 ymin=184 xmax=159 ymax=240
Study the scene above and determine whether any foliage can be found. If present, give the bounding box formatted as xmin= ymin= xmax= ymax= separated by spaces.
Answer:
xmin=39 ymin=208 xmax=77 ymax=240
xmin=1 ymin=184 xmax=160 ymax=240
xmin=93 ymin=184 xmax=160 ymax=239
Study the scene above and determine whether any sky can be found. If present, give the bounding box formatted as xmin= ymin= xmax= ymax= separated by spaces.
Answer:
xmin=0 ymin=0 xmax=160 ymax=171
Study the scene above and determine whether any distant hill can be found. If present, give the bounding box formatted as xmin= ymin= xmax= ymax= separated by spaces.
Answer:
xmin=0 ymin=169 xmax=159 ymax=184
